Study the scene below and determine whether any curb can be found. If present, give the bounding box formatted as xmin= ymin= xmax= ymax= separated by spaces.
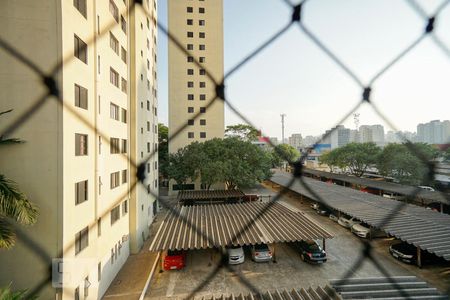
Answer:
xmin=138 ymin=251 xmax=161 ymax=300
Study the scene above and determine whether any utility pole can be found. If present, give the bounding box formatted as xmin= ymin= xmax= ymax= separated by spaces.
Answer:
xmin=281 ymin=113 xmax=286 ymax=144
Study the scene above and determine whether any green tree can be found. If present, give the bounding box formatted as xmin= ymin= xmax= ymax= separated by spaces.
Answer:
xmin=225 ymin=124 xmax=259 ymax=141
xmin=340 ymin=143 xmax=381 ymax=177
xmin=196 ymin=139 xmax=225 ymax=190
xmin=221 ymin=137 xmax=272 ymax=189
xmin=0 ymin=284 xmax=37 ymax=300
xmin=445 ymin=148 xmax=450 ymax=162
xmin=158 ymin=123 xmax=169 ymax=178
xmin=378 ymin=143 xmax=436 ymax=185
xmin=271 ymin=144 xmax=300 ymax=167
xmin=0 ymin=110 xmax=38 ymax=249
xmin=319 ymin=149 xmax=345 ymax=172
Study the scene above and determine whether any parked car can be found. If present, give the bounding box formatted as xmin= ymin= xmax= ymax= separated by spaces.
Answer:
xmin=418 ymin=185 xmax=435 ymax=192
xmin=227 ymin=245 xmax=245 ymax=265
xmin=163 ymin=250 xmax=186 ymax=270
xmin=338 ymin=216 xmax=360 ymax=228
xmin=426 ymin=202 xmax=450 ymax=214
xmin=311 ymin=203 xmax=320 ymax=210
xmin=329 ymin=214 xmax=339 ymax=222
xmin=251 ymin=243 xmax=272 ymax=262
xmin=389 ymin=241 xmax=440 ymax=265
xmin=297 ymin=240 xmax=327 ymax=264
xmin=351 ymin=223 xmax=386 ymax=239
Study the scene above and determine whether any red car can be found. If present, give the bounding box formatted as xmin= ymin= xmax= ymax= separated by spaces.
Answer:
xmin=163 ymin=250 xmax=186 ymax=270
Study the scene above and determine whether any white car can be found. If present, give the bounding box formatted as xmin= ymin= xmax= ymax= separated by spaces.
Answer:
xmin=418 ymin=186 xmax=435 ymax=192
xmin=329 ymin=214 xmax=339 ymax=222
xmin=338 ymin=216 xmax=360 ymax=228
xmin=351 ymin=223 xmax=387 ymax=239
xmin=227 ymin=245 xmax=245 ymax=265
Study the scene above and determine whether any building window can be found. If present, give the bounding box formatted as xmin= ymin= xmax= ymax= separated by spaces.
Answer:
xmin=97 ymin=218 xmax=101 ymax=237
xmin=199 ymin=44 xmax=205 ymax=50
xmin=75 ymin=226 xmax=89 ymax=254
xmin=147 ymin=163 xmax=150 ymax=173
xmin=74 ymin=0 xmax=87 ymax=18
xmin=109 ymin=32 xmax=119 ymax=54
xmin=187 ymin=56 xmax=194 ymax=62
xmin=109 ymin=0 xmax=119 ymax=22
xmin=200 ymin=132 xmax=206 ymax=138
xmin=200 ymin=82 xmax=206 ymax=88
xmin=188 ymin=119 xmax=194 ymax=126
xmin=75 ymin=134 xmax=88 ymax=156
xmin=155 ymin=161 xmax=158 ymax=170
xmin=98 ymin=263 xmax=102 ymax=282
xmin=187 ymin=31 xmax=194 ymax=38
xmin=199 ymin=32 xmax=205 ymax=38
xmin=187 ymin=94 xmax=194 ymax=101
xmin=121 ymin=108 xmax=127 ymax=123
xmin=110 ymin=103 xmax=119 ymax=120
xmin=187 ymin=81 xmax=194 ymax=88
xmin=187 ymin=19 xmax=193 ymax=25
xmin=75 ymin=180 xmax=88 ymax=204
xmin=199 ymin=20 xmax=205 ymax=26
xmin=74 ymin=35 xmax=87 ymax=64
xmin=110 ymin=171 xmax=120 ymax=189
xmin=110 ymin=68 xmax=119 ymax=87
xmin=110 ymin=205 xmax=120 ymax=224
xmin=199 ymin=7 xmax=205 ymax=13
xmin=110 ymin=138 xmax=120 ymax=154
xmin=200 ymin=94 xmax=206 ymax=100
xmin=200 ymin=69 xmax=206 ymax=75
xmin=188 ymin=107 xmax=194 ymax=113
xmin=122 ymin=200 xmax=128 ymax=215
xmin=122 ymin=169 xmax=127 ymax=184
xmin=147 ymin=121 xmax=150 ymax=131
xmin=187 ymin=6 xmax=193 ymax=12
xmin=200 ymin=107 xmax=206 ymax=113
xmin=188 ymin=132 xmax=194 ymax=139
xmin=121 ymin=139 xmax=127 ymax=153
xmin=200 ymin=119 xmax=206 ymax=125
xmin=147 ymin=142 xmax=151 ymax=153
xmin=121 ymin=78 xmax=127 ymax=93
xmin=121 ymin=15 xmax=127 ymax=34
xmin=187 ymin=69 xmax=194 ymax=75
xmin=121 ymin=47 xmax=127 ymax=63
xmin=199 ymin=57 xmax=205 ymax=63
xmin=187 ymin=44 xmax=193 ymax=50
xmin=74 ymin=84 xmax=88 ymax=109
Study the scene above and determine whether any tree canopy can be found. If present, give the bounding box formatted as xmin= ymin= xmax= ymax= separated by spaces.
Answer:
xmin=167 ymin=137 xmax=272 ymax=190
xmin=271 ymin=144 xmax=300 ymax=167
xmin=377 ymin=143 xmax=437 ymax=185
xmin=225 ymin=124 xmax=259 ymax=141
xmin=158 ymin=123 xmax=169 ymax=179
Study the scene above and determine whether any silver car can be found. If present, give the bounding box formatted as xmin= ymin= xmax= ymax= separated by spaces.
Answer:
xmin=227 ymin=245 xmax=245 ymax=265
xmin=251 ymin=243 xmax=272 ymax=262
xmin=338 ymin=216 xmax=360 ymax=228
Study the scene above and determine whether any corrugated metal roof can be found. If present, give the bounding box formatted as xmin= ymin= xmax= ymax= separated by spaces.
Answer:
xmin=331 ymin=276 xmax=449 ymax=299
xmin=149 ymin=202 xmax=333 ymax=251
xmin=303 ymin=168 xmax=450 ymax=205
xmin=178 ymin=190 xmax=246 ymax=201
xmin=197 ymin=286 xmax=341 ymax=300
xmin=271 ymin=171 xmax=450 ymax=261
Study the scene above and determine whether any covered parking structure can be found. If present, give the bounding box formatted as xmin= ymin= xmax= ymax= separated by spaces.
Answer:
xmin=197 ymin=276 xmax=448 ymax=300
xmin=178 ymin=190 xmax=246 ymax=205
xmin=271 ymin=171 xmax=450 ymax=266
xmin=149 ymin=202 xmax=333 ymax=252
xmin=302 ymin=168 xmax=450 ymax=208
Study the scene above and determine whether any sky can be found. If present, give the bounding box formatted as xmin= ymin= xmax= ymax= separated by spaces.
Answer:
xmin=157 ymin=0 xmax=450 ymax=139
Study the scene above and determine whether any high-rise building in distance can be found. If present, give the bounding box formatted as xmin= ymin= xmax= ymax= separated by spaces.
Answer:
xmin=167 ymin=0 xmax=224 ymax=191
xmin=0 ymin=1 xmax=158 ymax=299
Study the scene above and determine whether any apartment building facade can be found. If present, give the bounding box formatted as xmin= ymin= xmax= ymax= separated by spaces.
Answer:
xmin=167 ymin=0 xmax=224 ymax=191
xmin=0 ymin=0 xmax=158 ymax=299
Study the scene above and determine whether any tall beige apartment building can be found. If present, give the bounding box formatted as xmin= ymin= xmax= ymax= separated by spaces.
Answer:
xmin=0 ymin=0 xmax=158 ymax=299
xmin=168 ymin=0 xmax=224 ymax=190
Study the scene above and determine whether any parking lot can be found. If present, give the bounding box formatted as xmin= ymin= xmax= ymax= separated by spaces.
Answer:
xmin=145 ymin=184 xmax=450 ymax=299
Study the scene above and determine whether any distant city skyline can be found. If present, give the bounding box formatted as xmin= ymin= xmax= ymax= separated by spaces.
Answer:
xmin=157 ymin=0 xmax=450 ymax=140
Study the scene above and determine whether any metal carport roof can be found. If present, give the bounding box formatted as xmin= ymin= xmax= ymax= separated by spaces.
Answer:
xmin=271 ymin=171 xmax=450 ymax=261
xmin=149 ymin=202 xmax=333 ymax=251
xmin=303 ymin=168 xmax=450 ymax=205
xmin=178 ymin=190 xmax=245 ymax=202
